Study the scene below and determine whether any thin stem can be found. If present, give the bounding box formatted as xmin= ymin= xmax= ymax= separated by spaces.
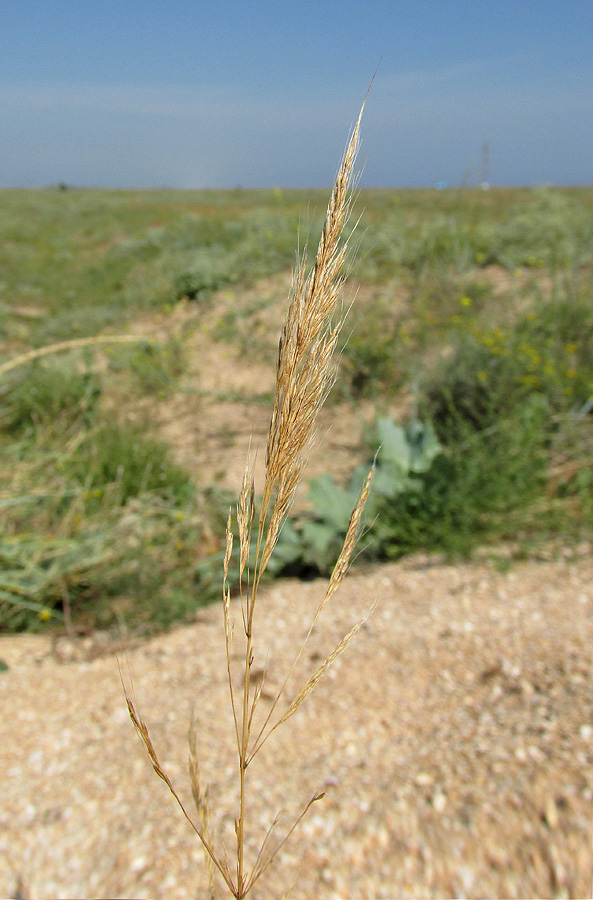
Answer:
xmin=237 ymin=622 xmax=253 ymax=897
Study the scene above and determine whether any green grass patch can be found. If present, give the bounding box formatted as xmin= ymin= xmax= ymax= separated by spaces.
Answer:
xmin=1 ymin=185 xmax=592 ymax=635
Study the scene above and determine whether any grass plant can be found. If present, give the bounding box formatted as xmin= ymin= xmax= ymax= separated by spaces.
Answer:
xmin=125 ymin=98 xmax=375 ymax=899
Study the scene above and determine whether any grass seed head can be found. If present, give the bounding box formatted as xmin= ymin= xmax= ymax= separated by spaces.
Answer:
xmin=258 ymin=107 xmax=365 ymax=578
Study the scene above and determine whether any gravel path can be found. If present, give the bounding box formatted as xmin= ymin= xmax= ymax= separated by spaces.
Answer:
xmin=1 ymin=548 xmax=592 ymax=899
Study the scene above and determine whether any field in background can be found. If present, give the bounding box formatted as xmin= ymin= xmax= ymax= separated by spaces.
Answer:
xmin=1 ymin=186 xmax=592 ymax=634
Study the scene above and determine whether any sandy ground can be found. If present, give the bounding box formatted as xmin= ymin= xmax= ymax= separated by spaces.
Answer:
xmin=1 ymin=546 xmax=593 ymax=900
xmin=2 ymin=271 xmax=592 ymax=898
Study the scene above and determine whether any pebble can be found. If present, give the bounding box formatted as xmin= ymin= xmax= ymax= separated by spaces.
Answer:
xmin=432 ymin=792 xmax=447 ymax=813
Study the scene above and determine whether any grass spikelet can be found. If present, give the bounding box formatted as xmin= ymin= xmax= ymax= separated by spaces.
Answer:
xmin=237 ymin=457 xmax=256 ymax=594
xmin=321 ymin=459 xmax=375 ymax=614
xmin=189 ymin=713 xmax=216 ymax=899
xmin=223 ymin=511 xmax=234 ymax=579
xmin=275 ymin=603 xmax=377 ymax=730
xmin=125 ymin=690 xmax=236 ymax=894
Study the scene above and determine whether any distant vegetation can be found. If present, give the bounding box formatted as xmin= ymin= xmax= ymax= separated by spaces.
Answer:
xmin=1 ymin=185 xmax=592 ymax=633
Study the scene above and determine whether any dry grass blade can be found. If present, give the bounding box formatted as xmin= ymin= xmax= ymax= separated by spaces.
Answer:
xmin=232 ymin=98 xmax=368 ymax=896
xmin=223 ymin=510 xmax=234 ymax=592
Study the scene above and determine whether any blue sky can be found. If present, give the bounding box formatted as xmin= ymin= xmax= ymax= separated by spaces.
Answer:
xmin=1 ymin=0 xmax=592 ymax=188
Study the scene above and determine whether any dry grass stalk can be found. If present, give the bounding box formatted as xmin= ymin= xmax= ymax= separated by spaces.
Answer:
xmin=126 ymin=92 xmax=375 ymax=899
xmin=0 ymin=334 xmax=151 ymax=378
xmin=189 ymin=713 xmax=217 ymax=899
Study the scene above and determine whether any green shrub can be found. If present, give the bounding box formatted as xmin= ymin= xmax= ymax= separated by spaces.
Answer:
xmin=109 ymin=339 xmax=187 ymax=395
xmin=170 ymin=210 xmax=316 ymax=301
xmin=67 ymin=421 xmax=193 ymax=509
xmin=474 ymin=187 xmax=593 ymax=269
xmin=0 ymin=529 xmax=111 ymax=632
xmin=0 ymin=362 xmax=100 ymax=434
xmin=402 ymin=217 xmax=475 ymax=273
xmin=174 ymin=249 xmax=237 ymax=301
xmin=266 ymin=397 xmax=553 ymax=570
xmin=425 ymin=297 xmax=593 ymax=437
xmin=339 ymin=300 xmax=403 ymax=398
xmin=271 ymin=417 xmax=442 ymax=576
xmin=423 ymin=336 xmax=524 ymax=434
xmin=373 ymin=396 xmax=550 ymax=557
xmin=0 ymin=488 xmax=221 ymax=633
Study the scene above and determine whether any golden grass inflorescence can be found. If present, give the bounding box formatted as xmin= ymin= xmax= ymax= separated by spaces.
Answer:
xmin=125 ymin=92 xmax=375 ymax=899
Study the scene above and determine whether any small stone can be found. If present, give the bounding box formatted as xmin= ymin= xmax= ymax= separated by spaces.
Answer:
xmin=544 ymin=796 xmax=559 ymax=829
xmin=521 ymin=679 xmax=534 ymax=696
xmin=432 ymin=791 xmax=447 ymax=813
xmin=456 ymin=865 xmax=475 ymax=894
xmin=415 ymin=772 xmax=434 ymax=786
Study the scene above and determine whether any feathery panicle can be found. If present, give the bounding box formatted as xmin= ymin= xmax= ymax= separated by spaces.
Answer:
xmin=257 ymin=105 xmax=365 ymax=579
